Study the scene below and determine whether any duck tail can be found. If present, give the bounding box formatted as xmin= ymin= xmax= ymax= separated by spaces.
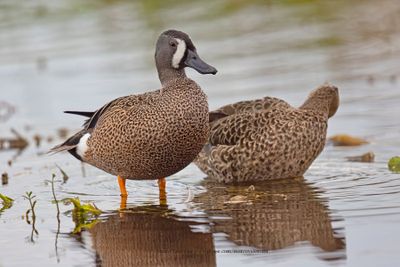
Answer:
xmin=64 ymin=110 xmax=95 ymax=117
xmin=48 ymin=130 xmax=86 ymax=157
xmin=48 ymin=143 xmax=76 ymax=154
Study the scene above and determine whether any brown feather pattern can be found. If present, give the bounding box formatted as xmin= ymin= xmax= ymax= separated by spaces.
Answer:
xmin=194 ymin=84 xmax=339 ymax=183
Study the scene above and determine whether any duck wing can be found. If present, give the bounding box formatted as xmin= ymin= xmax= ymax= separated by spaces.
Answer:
xmin=209 ymin=97 xmax=289 ymax=123
xmin=208 ymin=97 xmax=290 ymax=145
xmin=209 ymin=112 xmax=256 ymax=146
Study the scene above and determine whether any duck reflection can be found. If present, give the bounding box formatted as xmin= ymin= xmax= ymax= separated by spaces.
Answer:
xmin=89 ymin=205 xmax=216 ymax=267
xmin=194 ymin=177 xmax=345 ymax=258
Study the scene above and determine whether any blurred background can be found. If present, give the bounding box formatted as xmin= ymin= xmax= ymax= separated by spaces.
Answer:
xmin=1 ymin=0 xmax=400 ymax=267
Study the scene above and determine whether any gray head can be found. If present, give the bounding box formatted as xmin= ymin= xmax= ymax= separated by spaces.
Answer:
xmin=155 ymin=30 xmax=217 ymax=83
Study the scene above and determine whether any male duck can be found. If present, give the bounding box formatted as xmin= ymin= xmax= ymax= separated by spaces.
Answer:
xmin=194 ymin=84 xmax=339 ymax=183
xmin=51 ymin=30 xmax=217 ymax=198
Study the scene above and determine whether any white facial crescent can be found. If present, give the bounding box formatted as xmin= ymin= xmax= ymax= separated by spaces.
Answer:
xmin=172 ymin=38 xmax=186 ymax=69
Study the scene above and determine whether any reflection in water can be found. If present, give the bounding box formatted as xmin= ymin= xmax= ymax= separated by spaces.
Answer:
xmin=89 ymin=205 xmax=216 ymax=267
xmin=195 ymin=177 xmax=345 ymax=260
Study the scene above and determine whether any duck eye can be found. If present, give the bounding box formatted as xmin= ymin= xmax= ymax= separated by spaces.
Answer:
xmin=170 ymin=42 xmax=176 ymax=47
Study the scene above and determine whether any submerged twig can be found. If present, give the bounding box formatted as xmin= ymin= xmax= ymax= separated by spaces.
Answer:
xmin=55 ymin=164 xmax=69 ymax=184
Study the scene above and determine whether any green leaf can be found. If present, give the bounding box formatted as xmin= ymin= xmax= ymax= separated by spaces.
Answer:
xmin=64 ymin=197 xmax=102 ymax=216
xmin=0 ymin=193 xmax=14 ymax=212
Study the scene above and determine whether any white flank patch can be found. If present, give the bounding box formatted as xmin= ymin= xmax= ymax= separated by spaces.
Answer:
xmin=172 ymin=38 xmax=186 ymax=68
xmin=77 ymin=133 xmax=91 ymax=157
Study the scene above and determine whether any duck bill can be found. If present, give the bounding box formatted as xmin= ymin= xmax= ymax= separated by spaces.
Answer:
xmin=184 ymin=49 xmax=217 ymax=75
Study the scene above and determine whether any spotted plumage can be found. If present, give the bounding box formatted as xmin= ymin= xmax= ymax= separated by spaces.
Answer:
xmin=51 ymin=30 xmax=217 ymax=183
xmin=194 ymin=84 xmax=339 ymax=183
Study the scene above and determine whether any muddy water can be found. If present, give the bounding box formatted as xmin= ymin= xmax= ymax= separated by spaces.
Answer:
xmin=1 ymin=0 xmax=400 ymax=266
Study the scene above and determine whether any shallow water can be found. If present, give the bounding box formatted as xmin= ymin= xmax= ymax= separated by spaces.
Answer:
xmin=1 ymin=0 xmax=400 ymax=266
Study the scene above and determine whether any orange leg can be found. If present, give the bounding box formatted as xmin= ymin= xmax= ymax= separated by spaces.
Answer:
xmin=119 ymin=194 xmax=127 ymax=211
xmin=118 ymin=176 xmax=128 ymax=211
xmin=158 ymin=178 xmax=167 ymax=206
xmin=118 ymin=176 xmax=128 ymax=197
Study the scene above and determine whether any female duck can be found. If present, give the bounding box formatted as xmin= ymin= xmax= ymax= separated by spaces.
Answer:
xmin=51 ymin=30 xmax=217 ymax=197
xmin=195 ymin=84 xmax=339 ymax=183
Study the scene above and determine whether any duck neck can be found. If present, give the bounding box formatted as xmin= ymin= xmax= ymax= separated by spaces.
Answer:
xmin=299 ymin=97 xmax=330 ymax=117
xmin=158 ymin=68 xmax=187 ymax=86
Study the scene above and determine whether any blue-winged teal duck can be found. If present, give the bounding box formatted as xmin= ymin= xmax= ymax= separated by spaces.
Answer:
xmin=51 ymin=30 xmax=217 ymax=198
xmin=194 ymin=84 xmax=339 ymax=183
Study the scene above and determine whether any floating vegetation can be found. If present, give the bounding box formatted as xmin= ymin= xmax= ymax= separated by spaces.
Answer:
xmin=1 ymin=172 xmax=9 ymax=185
xmin=346 ymin=152 xmax=375 ymax=163
xmin=23 ymin=191 xmax=38 ymax=242
xmin=388 ymin=156 xmax=400 ymax=173
xmin=329 ymin=134 xmax=368 ymax=146
xmin=67 ymin=198 xmax=102 ymax=216
xmin=63 ymin=197 xmax=102 ymax=234
xmin=0 ymin=193 xmax=13 ymax=214
xmin=0 ymin=129 xmax=29 ymax=150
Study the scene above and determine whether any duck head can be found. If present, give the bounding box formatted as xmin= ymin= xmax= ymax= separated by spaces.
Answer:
xmin=300 ymin=84 xmax=340 ymax=118
xmin=155 ymin=30 xmax=217 ymax=84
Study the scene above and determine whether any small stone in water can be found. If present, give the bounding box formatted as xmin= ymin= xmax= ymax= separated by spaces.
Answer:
xmin=346 ymin=152 xmax=375 ymax=163
xmin=1 ymin=172 xmax=9 ymax=185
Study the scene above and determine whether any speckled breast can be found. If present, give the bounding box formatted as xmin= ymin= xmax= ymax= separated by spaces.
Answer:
xmin=84 ymin=82 xmax=209 ymax=180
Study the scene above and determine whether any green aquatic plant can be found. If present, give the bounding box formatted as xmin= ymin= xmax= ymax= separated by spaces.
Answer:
xmin=388 ymin=156 xmax=400 ymax=173
xmin=47 ymin=174 xmax=61 ymax=217
xmin=63 ymin=197 xmax=102 ymax=234
xmin=23 ymin=191 xmax=38 ymax=242
xmin=66 ymin=198 xmax=102 ymax=216
xmin=23 ymin=191 xmax=37 ymax=222
xmin=48 ymin=173 xmax=61 ymax=263
xmin=0 ymin=193 xmax=13 ymax=213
